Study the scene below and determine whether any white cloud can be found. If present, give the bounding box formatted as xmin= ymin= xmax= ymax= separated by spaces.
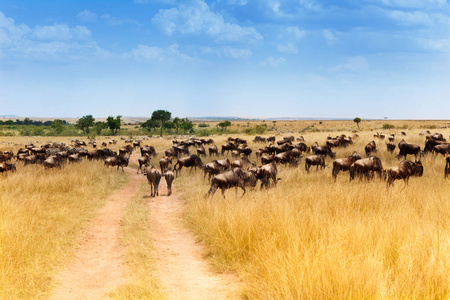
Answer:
xmin=323 ymin=29 xmax=337 ymax=44
xmin=330 ymin=56 xmax=369 ymax=72
xmin=260 ymin=56 xmax=287 ymax=67
xmin=32 ymin=24 xmax=91 ymax=41
xmin=418 ymin=38 xmax=450 ymax=51
xmin=152 ymin=0 xmax=263 ymax=44
xmin=101 ymin=14 xmax=140 ymax=27
xmin=367 ymin=0 xmax=447 ymax=8
xmin=276 ymin=26 xmax=305 ymax=54
xmin=76 ymin=10 xmax=98 ymax=22
xmin=276 ymin=43 xmax=297 ymax=54
xmin=200 ymin=46 xmax=252 ymax=59
xmin=125 ymin=44 xmax=192 ymax=62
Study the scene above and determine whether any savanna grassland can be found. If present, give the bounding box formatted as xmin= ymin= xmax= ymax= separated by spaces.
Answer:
xmin=1 ymin=120 xmax=450 ymax=299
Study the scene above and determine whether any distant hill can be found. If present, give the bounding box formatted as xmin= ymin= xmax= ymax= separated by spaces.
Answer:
xmin=0 ymin=115 xmax=20 ymax=118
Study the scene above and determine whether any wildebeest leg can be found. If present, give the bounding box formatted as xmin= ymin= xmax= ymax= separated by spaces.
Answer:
xmin=221 ymin=188 xmax=226 ymax=198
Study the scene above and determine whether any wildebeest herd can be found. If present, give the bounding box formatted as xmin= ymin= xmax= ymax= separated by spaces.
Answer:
xmin=1 ymin=131 xmax=449 ymax=197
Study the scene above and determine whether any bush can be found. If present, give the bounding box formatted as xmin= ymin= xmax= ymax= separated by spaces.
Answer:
xmin=198 ymin=123 xmax=209 ymax=128
xmin=382 ymin=123 xmax=395 ymax=130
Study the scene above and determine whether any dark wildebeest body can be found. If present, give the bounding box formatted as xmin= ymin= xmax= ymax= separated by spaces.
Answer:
xmin=255 ymin=162 xmax=279 ymax=189
xmin=0 ymin=162 xmax=16 ymax=176
xmin=206 ymin=168 xmax=246 ymax=198
xmin=68 ymin=153 xmax=82 ymax=163
xmin=261 ymin=154 xmax=275 ymax=165
xmin=141 ymin=146 xmax=157 ymax=157
xmin=221 ymin=142 xmax=236 ymax=155
xmin=137 ymin=154 xmax=151 ymax=174
xmin=208 ymin=145 xmax=219 ymax=157
xmin=332 ymin=152 xmax=361 ymax=182
xmin=145 ymin=166 xmax=161 ymax=197
xmin=387 ymin=160 xmax=423 ymax=187
xmin=197 ymin=146 xmax=207 ymax=157
xmin=397 ymin=139 xmax=420 ymax=160
xmin=313 ymin=145 xmax=335 ymax=159
xmin=231 ymin=157 xmax=252 ymax=169
xmin=204 ymin=160 xmax=222 ymax=181
xmin=104 ymin=155 xmax=129 ymax=171
xmin=386 ymin=142 xmax=396 ymax=154
xmin=24 ymin=154 xmax=46 ymax=166
xmin=164 ymin=169 xmax=175 ymax=196
xmin=349 ymin=156 xmax=383 ymax=181
xmin=43 ymin=156 xmax=62 ymax=169
xmin=365 ymin=141 xmax=377 ymax=156
xmin=216 ymin=157 xmax=231 ymax=171
xmin=173 ymin=154 xmax=204 ymax=176
xmin=432 ymin=144 xmax=450 ymax=156
xmin=159 ymin=156 xmax=173 ymax=173
xmin=305 ymin=155 xmax=326 ymax=173
xmin=445 ymin=157 xmax=450 ymax=178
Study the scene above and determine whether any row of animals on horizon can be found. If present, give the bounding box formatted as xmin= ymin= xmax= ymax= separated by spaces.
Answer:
xmin=1 ymin=131 xmax=450 ymax=198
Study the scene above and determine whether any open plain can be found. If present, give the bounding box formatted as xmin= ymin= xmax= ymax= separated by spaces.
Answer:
xmin=1 ymin=120 xmax=450 ymax=299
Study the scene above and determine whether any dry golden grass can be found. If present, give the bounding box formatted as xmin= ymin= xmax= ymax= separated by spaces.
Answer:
xmin=177 ymin=128 xmax=450 ymax=299
xmin=0 ymin=156 xmax=126 ymax=299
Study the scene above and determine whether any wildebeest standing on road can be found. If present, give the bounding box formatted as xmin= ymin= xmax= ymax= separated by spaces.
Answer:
xmin=145 ymin=166 xmax=161 ymax=197
xmin=164 ymin=169 xmax=175 ymax=196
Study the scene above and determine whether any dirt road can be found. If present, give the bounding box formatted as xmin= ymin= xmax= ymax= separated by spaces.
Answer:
xmin=50 ymin=155 xmax=241 ymax=299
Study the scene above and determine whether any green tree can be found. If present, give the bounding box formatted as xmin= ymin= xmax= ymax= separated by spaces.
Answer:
xmin=51 ymin=119 xmax=65 ymax=134
xmin=217 ymin=120 xmax=231 ymax=131
xmin=106 ymin=115 xmax=122 ymax=135
xmin=76 ymin=115 xmax=95 ymax=134
xmin=141 ymin=118 xmax=159 ymax=133
xmin=353 ymin=117 xmax=361 ymax=129
xmin=151 ymin=110 xmax=172 ymax=137
xmin=173 ymin=117 xmax=181 ymax=134
xmin=93 ymin=121 xmax=107 ymax=135
xmin=180 ymin=118 xmax=194 ymax=133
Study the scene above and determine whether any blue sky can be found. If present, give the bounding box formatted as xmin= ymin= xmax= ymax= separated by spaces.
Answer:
xmin=1 ymin=0 xmax=450 ymax=119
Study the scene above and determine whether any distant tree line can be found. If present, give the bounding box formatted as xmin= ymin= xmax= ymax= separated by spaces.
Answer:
xmin=0 ymin=118 xmax=67 ymax=126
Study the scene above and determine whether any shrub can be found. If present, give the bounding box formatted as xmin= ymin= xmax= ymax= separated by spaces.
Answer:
xmin=382 ymin=123 xmax=395 ymax=130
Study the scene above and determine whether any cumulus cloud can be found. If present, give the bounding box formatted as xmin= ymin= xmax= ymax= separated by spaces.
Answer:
xmin=418 ymin=38 xmax=450 ymax=51
xmin=76 ymin=10 xmax=98 ymax=22
xmin=276 ymin=26 xmax=305 ymax=53
xmin=260 ymin=56 xmax=287 ymax=67
xmin=101 ymin=14 xmax=140 ymax=27
xmin=322 ymin=29 xmax=338 ymax=44
xmin=152 ymin=0 xmax=263 ymax=44
xmin=32 ymin=24 xmax=91 ymax=41
xmin=330 ymin=56 xmax=369 ymax=72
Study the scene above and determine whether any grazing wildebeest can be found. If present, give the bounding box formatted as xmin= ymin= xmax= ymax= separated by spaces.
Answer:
xmin=208 ymin=145 xmax=219 ymax=157
xmin=261 ymin=154 xmax=275 ymax=165
xmin=386 ymin=142 xmax=396 ymax=154
xmin=197 ymin=146 xmax=207 ymax=157
xmin=173 ymin=154 xmax=204 ymax=176
xmin=68 ymin=153 xmax=82 ymax=163
xmin=164 ymin=169 xmax=175 ymax=196
xmin=254 ymin=162 xmax=279 ymax=189
xmin=203 ymin=160 xmax=222 ymax=181
xmin=432 ymin=143 xmax=450 ymax=156
xmin=43 ymin=156 xmax=62 ymax=169
xmin=349 ymin=156 xmax=384 ymax=181
xmin=231 ymin=149 xmax=240 ymax=159
xmin=313 ymin=145 xmax=335 ymax=159
xmin=0 ymin=162 xmax=16 ymax=176
xmin=424 ymin=139 xmax=446 ymax=154
xmin=141 ymin=145 xmax=157 ymax=157
xmin=104 ymin=155 xmax=129 ymax=172
xmin=137 ymin=154 xmax=151 ymax=174
xmin=445 ymin=157 xmax=450 ymax=178
xmin=292 ymin=142 xmax=309 ymax=153
xmin=221 ymin=142 xmax=236 ymax=155
xmin=397 ymin=139 xmax=421 ymax=160
xmin=159 ymin=156 xmax=173 ymax=173
xmin=216 ymin=157 xmax=231 ymax=171
xmin=205 ymin=168 xmax=246 ymax=198
xmin=145 ymin=166 xmax=161 ymax=197
xmin=239 ymin=145 xmax=252 ymax=157
xmin=305 ymin=155 xmax=326 ymax=173
xmin=365 ymin=141 xmax=377 ymax=156
xmin=24 ymin=154 xmax=46 ymax=166
xmin=332 ymin=151 xmax=361 ymax=182
xmin=387 ymin=160 xmax=423 ymax=187
xmin=231 ymin=156 xmax=252 ymax=169
xmin=267 ymin=136 xmax=275 ymax=143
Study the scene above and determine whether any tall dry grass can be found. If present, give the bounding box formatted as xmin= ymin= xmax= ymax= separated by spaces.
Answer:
xmin=0 ymin=159 xmax=126 ymax=299
xmin=178 ymin=129 xmax=450 ymax=299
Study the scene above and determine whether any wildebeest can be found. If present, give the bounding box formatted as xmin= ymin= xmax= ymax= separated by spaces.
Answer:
xmin=208 ymin=145 xmax=219 ymax=157
xmin=221 ymin=142 xmax=236 ymax=155
xmin=432 ymin=143 xmax=450 ymax=156
xmin=261 ymin=154 xmax=275 ymax=165
xmin=43 ymin=156 xmax=62 ymax=169
xmin=397 ymin=139 xmax=420 ymax=160
xmin=312 ymin=145 xmax=335 ymax=159
xmin=445 ymin=157 xmax=450 ymax=178
xmin=365 ymin=141 xmax=377 ymax=156
xmin=332 ymin=151 xmax=361 ymax=182
xmin=203 ymin=160 xmax=222 ymax=181
xmin=386 ymin=142 xmax=396 ymax=154
xmin=205 ymin=168 xmax=247 ymax=198
xmin=254 ymin=162 xmax=279 ymax=189
xmin=159 ymin=156 xmax=173 ymax=173
xmin=349 ymin=156 xmax=384 ymax=181
xmin=68 ymin=153 xmax=82 ymax=163
xmin=164 ymin=169 xmax=175 ymax=196
xmin=197 ymin=146 xmax=207 ymax=157
xmin=173 ymin=154 xmax=204 ymax=176
xmin=141 ymin=145 xmax=157 ymax=157
xmin=137 ymin=154 xmax=151 ymax=174
xmin=216 ymin=157 xmax=231 ymax=171
xmin=145 ymin=166 xmax=161 ymax=197
xmin=231 ymin=156 xmax=252 ymax=169
xmin=104 ymin=155 xmax=129 ymax=171
xmin=305 ymin=155 xmax=326 ymax=173
xmin=0 ymin=162 xmax=16 ymax=175
xmin=24 ymin=154 xmax=46 ymax=166
xmin=386 ymin=160 xmax=423 ymax=187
